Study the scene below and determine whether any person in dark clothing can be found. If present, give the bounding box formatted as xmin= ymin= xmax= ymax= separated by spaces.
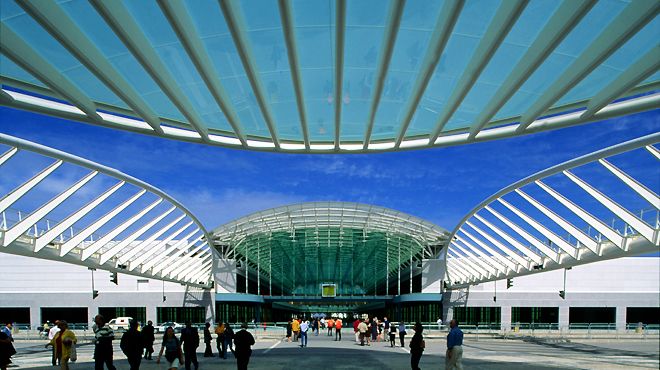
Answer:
xmin=233 ymin=323 xmax=255 ymax=370
xmin=179 ymin=322 xmax=199 ymax=370
xmin=203 ymin=323 xmax=213 ymax=357
xmin=409 ymin=322 xmax=425 ymax=370
xmin=120 ymin=320 xmax=143 ymax=370
xmin=389 ymin=324 xmax=397 ymax=347
xmin=223 ymin=323 xmax=234 ymax=358
xmin=93 ymin=315 xmax=116 ymax=370
xmin=142 ymin=321 xmax=155 ymax=360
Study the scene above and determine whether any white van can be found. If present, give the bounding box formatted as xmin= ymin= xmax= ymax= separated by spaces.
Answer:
xmin=107 ymin=317 xmax=133 ymax=331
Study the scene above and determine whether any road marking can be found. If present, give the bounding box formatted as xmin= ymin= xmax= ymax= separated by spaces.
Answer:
xmin=400 ymin=346 xmax=410 ymax=354
xmin=264 ymin=340 xmax=281 ymax=354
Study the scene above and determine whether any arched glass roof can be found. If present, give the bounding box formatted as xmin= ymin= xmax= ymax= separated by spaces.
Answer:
xmin=1 ymin=0 xmax=658 ymax=153
xmin=212 ymin=202 xmax=449 ymax=296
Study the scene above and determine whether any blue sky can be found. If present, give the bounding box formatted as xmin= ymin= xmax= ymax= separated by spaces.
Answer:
xmin=0 ymin=106 xmax=658 ymax=232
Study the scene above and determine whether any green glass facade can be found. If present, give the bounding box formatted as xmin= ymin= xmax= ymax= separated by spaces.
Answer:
xmin=452 ymin=307 xmax=501 ymax=326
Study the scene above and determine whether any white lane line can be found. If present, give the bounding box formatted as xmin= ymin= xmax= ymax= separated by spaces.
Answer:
xmin=400 ymin=346 xmax=410 ymax=354
xmin=263 ymin=340 xmax=281 ymax=354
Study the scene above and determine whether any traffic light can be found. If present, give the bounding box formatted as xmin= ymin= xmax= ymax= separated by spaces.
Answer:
xmin=559 ymin=290 xmax=565 ymax=299
xmin=506 ymin=278 xmax=513 ymax=289
xmin=92 ymin=290 xmax=99 ymax=299
xmin=493 ymin=295 xmax=497 ymax=302
xmin=162 ymin=295 xmax=167 ymax=302
xmin=110 ymin=271 xmax=118 ymax=285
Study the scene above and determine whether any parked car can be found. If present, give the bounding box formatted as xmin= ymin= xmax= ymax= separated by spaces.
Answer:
xmin=107 ymin=317 xmax=133 ymax=332
xmin=156 ymin=321 xmax=183 ymax=333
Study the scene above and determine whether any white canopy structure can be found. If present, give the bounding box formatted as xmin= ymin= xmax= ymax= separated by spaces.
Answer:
xmin=0 ymin=0 xmax=657 ymax=153
xmin=445 ymin=133 xmax=660 ymax=288
xmin=0 ymin=133 xmax=214 ymax=288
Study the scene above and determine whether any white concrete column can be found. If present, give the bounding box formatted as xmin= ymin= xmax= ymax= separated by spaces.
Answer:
xmin=559 ymin=306 xmax=569 ymax=332
xmin=147 ymin=305 xmax=158 ymax=324
xmin=501 ymin=306 xmax=511 ymax=331
xmin=444 ymin=306 xmax=454 ymax=324
xmin=615 ymin=306 xmax=626 ymax=332
xmin=30 ymin=307 xmax=40 ymax=329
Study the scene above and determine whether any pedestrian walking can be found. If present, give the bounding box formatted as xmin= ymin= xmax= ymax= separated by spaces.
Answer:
xmin=142 ymin=321 xmax=155 ymax=360
xmin=299 ymin=319 xmax=309 ymax=347
xmin=334 ymin=318 xmax=342 ymax=341
xmin=180 ymin=321 xmax=199 ymax=370
xmin=156 ymin=327 xmax=183 ymax=370
xmin=203 ymin=323 xmax=213 ymax=357
xmin=436 ymin=317 xmax=443 ymax=331
xmin=358 ymin=319 xmax=368 ymax=346
xmin=215 ymin=322 xmax=226 ymax=359
xmin=398 ymin=321 xmax=407 ymax=348
xmin=389 ymin=323 xmax=397 ymax=347
xmin=353 ymin=318 xmax=360 ymax=343
xmin=233 ymin=323 xmax=255 ymax=370
xmin=291 ymin=318 xmax=300 ymax=342
xmin=371 ymin=317 xmax=379 ymax=342
xmin=286 ymin=319 xmax=292 ymax=342
xmin=327 ymin=318 xmax=334 ymax=336
xmin=93 ymin=315 xmax=116 ymax=370
xmin=46 ymin=321 xmax=76 ymax=370
xmin=409 ymin=323 xmax=425 ymax=370
xmin=224 ymin=323 xmax=235 ymax=358
xmin=120 ymin=320 xmax=142 ymax=370
xmin=446 ymin=320 xmax=464 ymax=370
xmin=48 ymin=320 xmax=61 ymax=366
xmin=0 ymin=328 xmax=15 ymax=370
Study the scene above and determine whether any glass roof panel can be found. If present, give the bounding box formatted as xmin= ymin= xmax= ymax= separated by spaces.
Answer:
xmin=121 ymin=0 xmax=234 ymax=133
xmin=494 ymin=0 xmax=628 ymax=121
xmin=340 ymin=0 xmax=390 ymax=141
xmin=184 ymin=0 xmax=271 ymax=138
xmin=368 ymin=0 xmax=443 ymax=141
xmin=0 ymin=55 xmax=45 ymax=88
xmin=2 ymin=0 xmax=128 ymax=109
xmin=292 ymin=0 xmax=336 ymax=142
xmin=396 ymin=0 xmax=501 ymax=140
xmin=58 ymin=0 xmax=184 ymax=121
xmin=556 ymin=16 xmax=660 ymax=107
xmin=441 ymin=0 xmax=561 ymax=132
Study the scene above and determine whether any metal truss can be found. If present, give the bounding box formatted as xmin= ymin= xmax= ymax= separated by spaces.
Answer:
xmin=445 ymin=133 xmax=660 ymax=288
xmin=0 ymin=0 xmax=657 ymax=153
xmin=0 ymin=134 xmax=213 ymax=288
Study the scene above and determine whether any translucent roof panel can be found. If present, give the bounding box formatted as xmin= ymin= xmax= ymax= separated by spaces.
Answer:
xmin=1 ymin=0 xmax=657 ymax=152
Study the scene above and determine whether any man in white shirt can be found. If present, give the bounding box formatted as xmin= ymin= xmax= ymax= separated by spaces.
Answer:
xmin=48 ymin=320 xmax=61 ymax=366
xmin=436 ymin=317 xmax=443 ymax=331
xmin=299 ymin=320 xmax=309 ymax=348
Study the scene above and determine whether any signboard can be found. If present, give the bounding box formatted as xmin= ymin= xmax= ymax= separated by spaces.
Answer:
xmin=321 ymin=283 xmax=336 ymax=297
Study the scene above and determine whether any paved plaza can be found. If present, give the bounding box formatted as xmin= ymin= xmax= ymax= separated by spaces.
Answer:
xmin=9 ymin=333 xmax=660 ymax=370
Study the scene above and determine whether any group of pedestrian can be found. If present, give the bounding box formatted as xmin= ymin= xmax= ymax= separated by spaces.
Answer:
xmin=213 ymin=321 xmax=235 ymax=359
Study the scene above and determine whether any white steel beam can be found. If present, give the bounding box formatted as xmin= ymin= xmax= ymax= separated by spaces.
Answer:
xmin=0 ymin=23 xmax=102 ymax=122
xmin=117 ymin=214 xmax=186 ymax=264
xmin=455 ymin=235 xmax=507 ymax=272
xmin=563 ymin=170 xmax=655 ymax=244
xmin=646 ymin=145 xmax=660 ymax=160
xmin=446 ymin=258 xmax=471 ymax=283
xmin=483 ymin=205 xmax=559 ymax=262
xmin=362 ymin=0 xmax=406 ymax=148
xmin=89 ymin=0 xmax=210 ymax=141
xmin=2 ymin=171 xmax=98 ymax=247
xmin=535 ymin=180 xmax=623 ymax=251
xmin=98 ymin=205 xmax=174 ymax=264
xmin=277 ymin=0 xmax=310 ymax=148
xmin=466 ymin=0 xmax=595 ymax=139
xmin=138 ymin=227 xmax=199 ymax=273
xmin=426 ymin=0 xmax=527 ymax=143
xmin=452 ymin=239 xmax=501 ymax=276
xmin=34 ymin=181 xmax=124 ymax=252
xmin=186 ymin=263 xmax=213 ymax=284
xmin=0 ymin=147 xmax=18 ymax=166
xmin=334 ymin=0 xmax=346 ymax=149
xmin=515 ymin=189 xmax=599 ymax=255
xmin=153 ymin=236 xmax=205 ymax=276
xmin=497 ymin=198 xmax=578 ymax=259
xmin=447 ymin=250 xmax=484 ymax=280
xmin=179 ymin=258 xmax=211 ymax=281
xmin=599 ymin=159 xmax=660 ymax=210
xmin=157 ymin=0 xmax=247 ymax=146
xmin=18 ymin=0 xmax=164 ymax=134
xmin=59 ymin=189 xmax=145 ymax=257
xmin=163 ymin=245 xmax=206 ymax=279
xmin=0 ymin=160 xmax=63 ymax=214
xmin=392 ymin=0 xmax=464 ymax=147
xmin=129 ymin=221 xmax=193 ymax=272
xmin=460 ymin=229 xmax=518 ymax=272
xmin=473 ymin=213 xmax=543 ymax=264
xmin=466 ymin=220 xmax=531 ymax=268
xmin=218 ymin=0 xmax=281 ymax=148
xmin=581 ymin=47 xmax=660 ymax=119
xmin=516 ymin=0 xmax=660 ymax=132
